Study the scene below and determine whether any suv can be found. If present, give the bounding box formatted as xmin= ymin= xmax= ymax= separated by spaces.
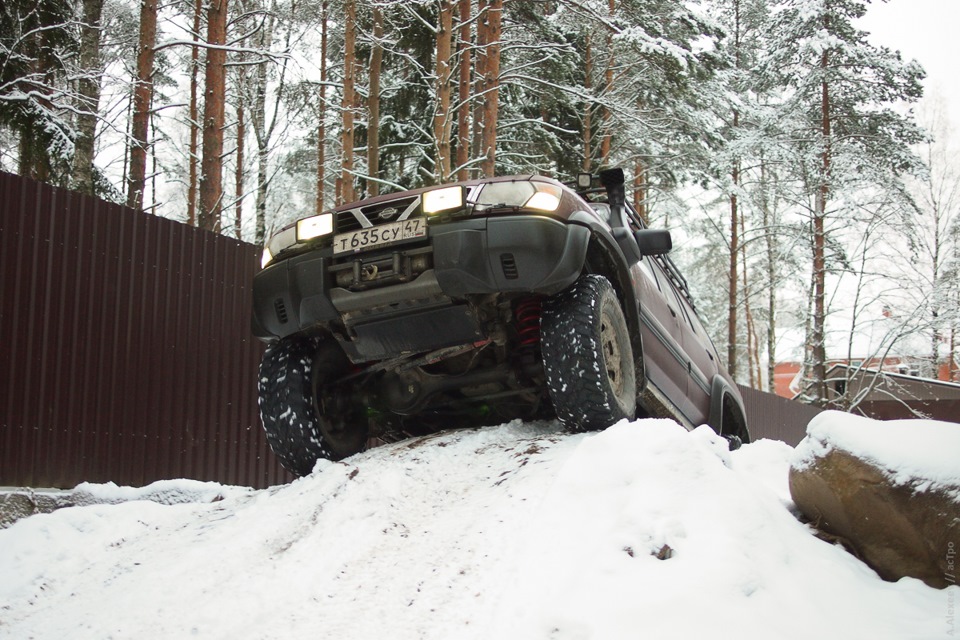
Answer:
xmin=253 ymin=168 xmax=749 ymax=476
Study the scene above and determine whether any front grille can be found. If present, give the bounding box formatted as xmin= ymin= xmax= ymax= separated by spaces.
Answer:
xmin=335 ymin=197 xmax=421 ymax=233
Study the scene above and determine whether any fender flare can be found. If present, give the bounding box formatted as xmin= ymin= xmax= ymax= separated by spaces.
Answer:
xmin=567 ymin=212 xmax=647 ymax=391
xmin=708 ymin=375 xmax=750 ymax=443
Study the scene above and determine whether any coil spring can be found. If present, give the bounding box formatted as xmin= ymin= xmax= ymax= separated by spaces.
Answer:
xmin=515 ymin=297 xmax=542 ymax=348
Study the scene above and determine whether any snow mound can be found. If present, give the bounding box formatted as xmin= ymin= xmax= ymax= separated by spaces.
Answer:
xmin=70 ymin=478 xmax=253 ymax=507
xmin=795 ymin=410 xmax=960 ymax=490
xmin=0 ymin=419 xmax=952 ymax=639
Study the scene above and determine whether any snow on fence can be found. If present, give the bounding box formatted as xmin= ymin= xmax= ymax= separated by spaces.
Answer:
xmin=0 ymin=173 xmax=292 ymax=489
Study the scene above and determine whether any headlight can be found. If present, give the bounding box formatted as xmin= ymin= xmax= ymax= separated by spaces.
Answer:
xmin=422 ymin=186 xmax=465 ymax=214
xmin=296 ymin=213 xmax=334 ymax=241
xmin=261 ymin=226 xmax=297 ymax=267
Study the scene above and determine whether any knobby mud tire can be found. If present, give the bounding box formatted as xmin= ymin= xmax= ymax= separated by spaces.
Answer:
xmin=541 ymin=274 xmax=637 ymax=432
xmin=258 ymin=337 xmax=363 ymax=476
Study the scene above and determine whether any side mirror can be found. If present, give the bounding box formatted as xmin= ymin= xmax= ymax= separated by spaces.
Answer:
xmin=634 ymin=229 xmax=672 ymax=256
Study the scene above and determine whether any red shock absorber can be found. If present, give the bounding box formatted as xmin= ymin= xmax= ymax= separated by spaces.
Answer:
xmin=514 ymin=297 xmax=543 ymax=347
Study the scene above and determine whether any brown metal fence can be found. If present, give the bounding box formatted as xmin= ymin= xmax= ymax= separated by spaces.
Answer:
xmin=739 ymin=384 xmax=821 ymax=447
xmin=0 ymin=172 xmax=824 ymax=489
xmin=0 ymin=173 xmax=292 ymax=489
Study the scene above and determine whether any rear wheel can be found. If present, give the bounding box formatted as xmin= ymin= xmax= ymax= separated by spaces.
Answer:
xmin=720 ymin=397 xmax=750 ymax=450
xmin=541 ymin=274 xmax=637 ymax=431
xmin=258 ymin=337 xmax=368 ymax=476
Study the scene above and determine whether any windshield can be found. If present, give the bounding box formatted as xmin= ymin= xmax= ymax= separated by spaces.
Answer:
xmin=472 ymin=180 xmax=561 ymax=212
xmin=474 ymin=181 xmax=537 ymax=208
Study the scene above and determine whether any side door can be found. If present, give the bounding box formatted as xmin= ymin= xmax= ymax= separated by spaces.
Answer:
xmin=620 ymin=205 xmax=698 ymax=421
xmin=631 ymin=255 xmax=689 ymax=409
xmin=660 ymin=269 xmax=717 ymax=426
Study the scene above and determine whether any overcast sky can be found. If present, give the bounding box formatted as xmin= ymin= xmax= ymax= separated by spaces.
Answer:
xmin=857 ymin=0 xmax=960 ymax=131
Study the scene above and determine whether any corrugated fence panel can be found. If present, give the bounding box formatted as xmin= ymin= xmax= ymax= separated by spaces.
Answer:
xmin=0 ymin=173 xmax=292 ymax=489
xmin=739 ymin=384 xmax=821 ymax=447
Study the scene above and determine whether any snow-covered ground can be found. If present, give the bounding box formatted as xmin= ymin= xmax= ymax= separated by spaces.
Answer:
xmin=0 ymin=418 xmax=954 ymax=639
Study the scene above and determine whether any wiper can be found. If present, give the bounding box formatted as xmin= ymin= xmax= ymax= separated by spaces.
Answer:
xmin=474 ymin=202 xmax=519 ymax=212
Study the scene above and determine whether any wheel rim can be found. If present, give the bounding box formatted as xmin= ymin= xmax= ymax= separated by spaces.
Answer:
xmin=600 ymin=306 xmax=624 ymax=397
xmin=315 ymin=386 xmax=366 ymax=450
xmin=312 ymin=357 xmax=368 ymax=456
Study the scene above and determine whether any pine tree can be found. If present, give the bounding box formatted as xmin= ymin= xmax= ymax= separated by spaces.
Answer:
xmin=198 ymin=0 xmax=228 ymax=231
xmin=433 ymin=0 xmax=454 ymax=182
xmin=187 ymin=0 xmax=203 ymax=225
xmin=72 ymin=0 xmax=105 ymax=196
xmin=367 ymin=4 xmax=384 ymax=196
xmin=901 ymin=95 xmax=960 ymax=379
xmin=1 ymin=0 xmax=76 ymax=183
xmin=763 ymin=0 xmax=925 ymax=404
xmin=479 ymin=0 xmax=501 ymax=177
xmin=339 ymin=0 xmax=357 ymax=203
xmin=127 ymin=0 xmax=158 ymax=210
xmin=315 ymin=1 xmax=329 ymax=213
xmin=454 ymin=0 xmax=471 ymax=180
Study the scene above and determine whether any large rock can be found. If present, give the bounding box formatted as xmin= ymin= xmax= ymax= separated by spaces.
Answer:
xmin=0 ymin=490 xmax=71 ymax=529
xmin=790 ymin=411 xmax=960 ymax=589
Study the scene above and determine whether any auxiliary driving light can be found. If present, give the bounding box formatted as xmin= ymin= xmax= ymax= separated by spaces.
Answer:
xmin=422 ymin=186 xmax=466 ymax=215
xmin=296 ymin=213 xmax=334 ymax=241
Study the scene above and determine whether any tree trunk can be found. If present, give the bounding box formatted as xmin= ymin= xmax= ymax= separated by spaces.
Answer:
xmin=252 ymin=2 xmax=275 ymax=244
xmin=929 ymin=198 xmax=942 ymax=378
xmin=367 ymin=5 xmax=383 ymax=196
xmin=187 ymin=0 xmax=202 ymax=226
xmin=760 ymin=156 xmax=777 ymax=394
xmin=127 ymin=0 xmax=158 ymax=210
xmin=599 ymin=0 xmax=614 ymax=164
xmin=340 ymin=0 xmax=357 ymax=204
xmin=72 ymin=0 xmax=105 ymax=196
xmin=741 ymin=211 xmax=760 ymax=387
xmin=235 ymin=81 xmax=245 ymax=239
xmin=198 ymin=0 xmax=228 ymax=232
xmin=727 ymin=1 xmax=741 ymax=381
xmin=434 ymin=0 xmax=454 ymax=183
xmin=582 ymin=32 xmax=592 ymax=172
xmin=808 ymin=50 xmax=830 ymax=404
xmin=479 ymin=0 xmax=501 ymax=178
xmin=729 ymin=147 xmax=740 ymax=380
xmin=316 ymin=1 xmax=328 ymax=213
xmin=18 ymin=121 xmax=47 ymax=182
xmin=633 ymin=159 xmax=647 ymax=223
xmin=471 ymin=0 xmax=488 ymax=177
xmin=950 ymin=304 xmax=957 ymax=381
xmin=947 ymin=278 xmax=960 ymax=382
xmin=455 ymin=0 xmax=471 ymax=181
xmin=17 ymin=2 xmax=61 ymax=182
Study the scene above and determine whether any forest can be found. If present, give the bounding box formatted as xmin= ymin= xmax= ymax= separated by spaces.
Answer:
xmin=2 ymin=0 xmax=958 ymax=409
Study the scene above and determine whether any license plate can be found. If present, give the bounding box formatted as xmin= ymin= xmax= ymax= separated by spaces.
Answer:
xmin=333 ymin=217 xmax=427 ymax=254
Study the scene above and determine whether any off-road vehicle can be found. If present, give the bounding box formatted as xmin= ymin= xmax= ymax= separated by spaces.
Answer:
xmin=253 ymin=168 xmax=749 ymax=476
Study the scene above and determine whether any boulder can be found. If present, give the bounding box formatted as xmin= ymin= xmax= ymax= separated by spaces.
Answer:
xmin=790 ymin=411 xmax=960 ymax=590
xmin=0 ymin=490 xmax=70 ymax=529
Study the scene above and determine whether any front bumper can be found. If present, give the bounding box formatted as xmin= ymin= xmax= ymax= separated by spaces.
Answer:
xmin=252 ymin=215 xmax=590 ymax=359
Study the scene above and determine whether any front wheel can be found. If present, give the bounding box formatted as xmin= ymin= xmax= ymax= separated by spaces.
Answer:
xmin=258 ymin=336 xmax=368 ymax=476
xmin=541 ymin=274 xmax=637 ymax=431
